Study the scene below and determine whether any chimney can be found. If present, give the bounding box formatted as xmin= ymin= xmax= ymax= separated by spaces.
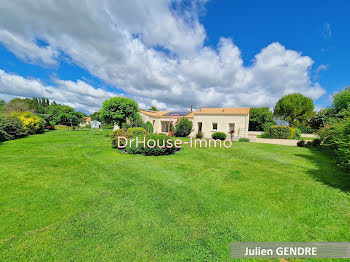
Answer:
xmin=190 ymin=105 xmax=193 ymax=112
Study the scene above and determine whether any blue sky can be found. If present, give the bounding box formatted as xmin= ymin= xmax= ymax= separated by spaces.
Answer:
xmin=202 ymin=0 xmax=349 ymax=106
xmin=0 ymin=1 xmax=348 ymax=113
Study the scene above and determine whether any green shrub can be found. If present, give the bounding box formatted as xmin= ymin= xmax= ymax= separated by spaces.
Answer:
xmin=212 ymin=132 xmax=226 ymax=140
xmin=305 ymin=140 xmax=314 ymax=148
xmin=125 ymin=134 xmax=179 ymax=156
xmin=128 ymin=127 xmax=147 ymax=136
xmin=145 ymin=121 xmax=153 ymax=134
xmin=294 ymin=128 xmax=301 ymax=139
xmin=267 ymin=125 xmax=291 ymax=139
xmin=312 ymin=138 xmax=321 ymax=147
xmin=103 ymin=124 xmax=114 ymax=129
xmin=48 ymin=121 xmax=56 ymax=130
xmin=0 ymin=115 xmax=26 ymax=141
xmin=196 ymin=131 xmax=203 ymax=138
xmin=239 ymin=138 xmax=250 ymax=142
xmin=319 ymin=118 xmax=350 ymax=169
xmin=12 ymin=112 xmax=45 ymax=134
xmin=174 ymin=118 xmax=193 ymax=137
xmin=110 ymin=128 xmax=133 ymax=148
xmin=298 ymin=125 xmax=314 ymax=134
xmin=0 ymin=129 xmax=10 ymax=141
xmin=297 ymin=140 xmax=306 ymax=147
xmin=289 ymin=128 xmax=301 ymax=139
xmin=262 ymin=122 xmax=274 ymax=132
xmin=259 ymin=132 xmax=270 ymax=138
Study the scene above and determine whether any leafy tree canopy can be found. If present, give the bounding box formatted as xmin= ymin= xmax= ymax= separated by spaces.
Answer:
xmin=99 ymin=97 xmax=139 ymax=127
xmin=56 ymin=111 xmax=84 ymax=130
xmin=90 ymin=112 xmax=101 ymax=121
xmin=274 ymin=93 xmax=314 ymax=127
xmin=4 ymin=98 xmax=33 ymax=113
xmin=174 ymin=118 xmax=193 ymax=137
xmin=249 ymin=107 xmax=276 ymax=131
xmin=332 ymin=86 xmax=350 ymax=117
xmin=148 ymin=106 xmax=158 ymax=111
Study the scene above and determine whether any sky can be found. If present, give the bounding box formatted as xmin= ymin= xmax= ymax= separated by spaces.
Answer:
xmin=0 ymin=0 xmax=348 ymax=114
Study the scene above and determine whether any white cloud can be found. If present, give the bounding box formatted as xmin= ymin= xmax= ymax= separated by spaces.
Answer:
xmin=0 ymin=70 xmax=118 ymax=113
xmin=0 ymin=30 xmax=59 ymax=65
xmin=0 ymin=0 xmax=326 ymax=111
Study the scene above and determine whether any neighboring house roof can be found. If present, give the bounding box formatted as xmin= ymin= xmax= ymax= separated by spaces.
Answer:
xmin=140 ymin=107 xmax=249 ymax=118
xmin=140 ymin=110 xmax=170 ymax=117
xmin=194 ymin=108 xmax=250 ymax=115
xmin=83 ymin=117 xmax=92 ymax=122
xmin=163 ymin=111 xmax=191 ymax=116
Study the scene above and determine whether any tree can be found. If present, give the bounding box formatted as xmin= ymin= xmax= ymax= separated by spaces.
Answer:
xmin=332 ymin=86 xmax=350 ymax=117
xmin=56 ymin=111 xmax=84 ymax=130
xmin=30 ymin=97 xmax=50 ymax=113
xmin=309 ymin=108 xmax=332 ymax=131
xmin=122 ymin=113 xmax=145 ymax=129
xmin=47 ymin=103 xmax=75 ymax=123
xmin=90 ymin=112 xmax=101 ymax=121
xmin=0 ymin=100 xmax=5 ymax=114
xmin=174 ymin=118 xmax=193 ymax=137
xmin=148 ymin=106 xmax=158 ymax=111
xmin=99 ymin=97 xmax=139 ymax=127
xmin=274 ymin=93 xmax=314 ymax=127
xmin=249 ymin=107 xmax=276 ymax=131
xmin=4 ymin=98 xmax=33 ymax=113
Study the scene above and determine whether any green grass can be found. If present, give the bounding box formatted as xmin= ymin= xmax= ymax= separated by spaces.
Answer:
xmin=257 ymin=134 xmax=316 ymax=140
xmin=0 ymin=130 xmax=349 ymax=261
xmin=300 ymin=137 xmax=316 ymax=140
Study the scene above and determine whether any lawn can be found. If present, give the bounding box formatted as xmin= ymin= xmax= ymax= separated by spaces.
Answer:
xmin=257 ymin=135 xmax=316 ymax=140
xmin=0 ymin=130 xmax=349 ymax=261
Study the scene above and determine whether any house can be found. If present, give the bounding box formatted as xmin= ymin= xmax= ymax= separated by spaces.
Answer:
xmin=140 ymin=108 xmax=250 ymax=139
xmin=91 ymin=120 xmax=101 ymax=129
xmin=80 ymin=117 xmax=91 ymax=127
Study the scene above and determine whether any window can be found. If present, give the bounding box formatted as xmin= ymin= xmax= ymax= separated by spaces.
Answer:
xmin=212 ymin=122 xmax=218 ymax=130
xmin=229 ymin=123 xmax=235 ymax=132
xmin=161 ymin=121 xmax=170 ymax=133
xmin=198 ymin=122 xmax=202 ymax=131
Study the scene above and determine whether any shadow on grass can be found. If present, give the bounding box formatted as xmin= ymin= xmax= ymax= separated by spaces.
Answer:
xmin=295 ymin=147 xmax=350 ymax=193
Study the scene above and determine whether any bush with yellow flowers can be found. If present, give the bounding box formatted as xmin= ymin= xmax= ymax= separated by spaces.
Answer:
xmin=12 ymin=112 xmax=45 ymax=135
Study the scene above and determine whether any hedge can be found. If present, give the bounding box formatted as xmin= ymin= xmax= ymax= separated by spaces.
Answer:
xmin=0 ymin=115 xmax=26 ymax=141
xmin=319 ymin=119 xmax=349 ymax=169
xmin=110 ymin=128 xmax=133 ymax=147
xmin=128 ymin=127 xmax=147 ymax=136
xmin=12 ymin=112 xmax=45 ymax=134
xmin=267 ymin=125 xmax=291 ymax=139
xmin=125 ymin=134 xmax=179 ymax=156
xmin=174 ymin=118 xmax=193 ymax=137
xmin=212 ymin=132 xmax=226 ymax=140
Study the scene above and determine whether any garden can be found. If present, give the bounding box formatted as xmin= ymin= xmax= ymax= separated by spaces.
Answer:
xmin=0 ymin=90 xmax=349 ymax=261
xmin=0 ymin=128 xmax=349 ymax=261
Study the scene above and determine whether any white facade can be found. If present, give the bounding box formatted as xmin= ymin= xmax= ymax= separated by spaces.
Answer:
xmin=91 ymin=120 xmax=101 ymax=129
xmin=140 ymin=108 xmax=250 ymax=139
xmin=189 ymin=114 xmax=249 ymax=139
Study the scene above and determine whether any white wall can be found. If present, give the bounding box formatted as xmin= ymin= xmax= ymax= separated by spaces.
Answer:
xmin=140 ymin=112 xmax=249 ymax=138
xmin=190 ymin=114 xmax=249 ymax=139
